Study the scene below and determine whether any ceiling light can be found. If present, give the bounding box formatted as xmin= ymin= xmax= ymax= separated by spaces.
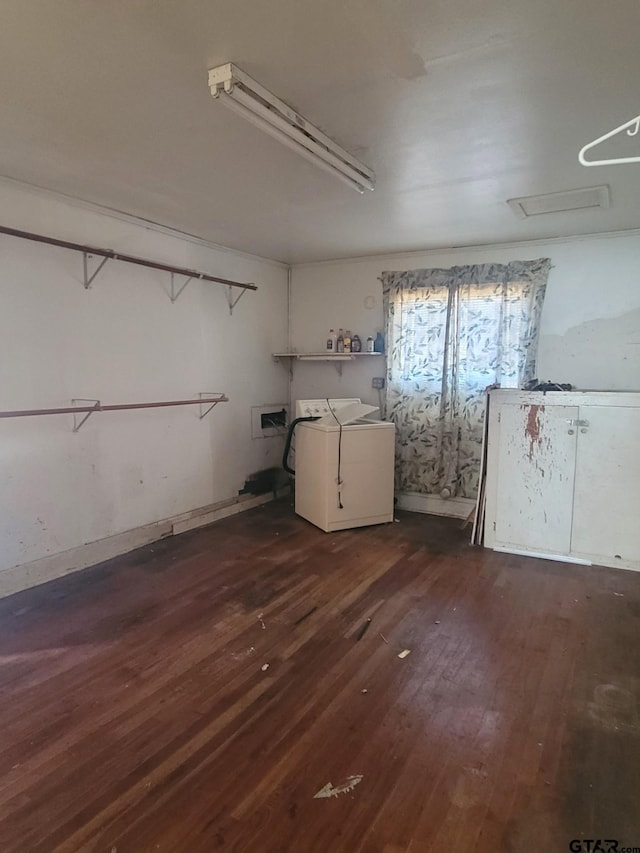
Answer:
xmin=506 ymin=185 xmax=610 ymax=219
xmin=208 ymin=63 xmax=375 ymax=194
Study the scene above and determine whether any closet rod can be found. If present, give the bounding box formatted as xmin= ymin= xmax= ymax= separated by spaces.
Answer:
xmin=0 ymin=225 xmax=257 ymax=291
xmin=0 ymin=396 xmax=228 ymax=420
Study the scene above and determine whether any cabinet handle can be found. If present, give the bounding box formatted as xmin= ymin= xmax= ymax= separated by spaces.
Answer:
xmin=568 ymin=429 xmax=575 ymax=435
xmin=566 ymin=418 xmax=589 ymax=427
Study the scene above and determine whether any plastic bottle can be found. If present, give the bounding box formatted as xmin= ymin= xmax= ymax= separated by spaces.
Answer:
xmin=343 ymin=330 xmax=352 ymax=353
xmin=374 ymin=331 xmax=385 ymax=353
xmin=352 ymin=334 xmax=361 ymax=353
xmin=326 ymin=329 xmax=337 ymax=352
xmin=336 ymin=329 xmax=344 ymax=353
xmin=366 ymin=336 xmax=374 ymax=353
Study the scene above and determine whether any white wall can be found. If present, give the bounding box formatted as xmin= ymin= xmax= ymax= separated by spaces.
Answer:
xmin=0 ymin=181 xmax=289 ymax=582
xmin=290 ymin=232 xmax=640 ymax=406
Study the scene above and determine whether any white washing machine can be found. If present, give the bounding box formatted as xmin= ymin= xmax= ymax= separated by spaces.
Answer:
xmin=294 ymin=398 xmax=395 ymax=532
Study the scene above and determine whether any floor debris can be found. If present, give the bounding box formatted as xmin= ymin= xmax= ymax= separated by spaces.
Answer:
xmin=356 ymin=618 xmax=372 ymax=641
xmin=361 ymin=688 xmax=368 ymax=694
xmin=258 ymin=613 xmax=266 ymax=630
xmin=434 ymin=620 xmax=441 ymax=624
xmin=261 ymin=663 xmax=270 ymax=671
xmin=378 ymin=632 xmax=389 ymax=644
xmin=398 ymin=649 xmax=411 ymax=659
xmin=313 ymin=775 xmax=363 ymax=799
xmin=231 ymin=646 xmax=255 ymax=661
xmin=613 ymin=592 xmax=624 ymax=597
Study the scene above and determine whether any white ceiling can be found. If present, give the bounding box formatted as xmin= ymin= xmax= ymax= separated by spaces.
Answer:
xmin=0 ymin=0 xmax=638 ymax=263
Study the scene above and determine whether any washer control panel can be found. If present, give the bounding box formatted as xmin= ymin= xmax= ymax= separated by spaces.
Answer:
xmin=295 ymin=398 xmax=361 ymax=419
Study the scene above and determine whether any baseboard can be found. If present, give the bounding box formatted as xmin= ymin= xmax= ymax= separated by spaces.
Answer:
xmin=492 ymin=546 xmax=591 ymax=565
xmin=397 ymin=492 xmax=475 ymax=519
xmin=491 ymin=545 xmax=639 ymax=573
xmin=0 ymin=491 xmax=285 ymax=600
xmin=171 ymin=491 xmax=280 ymax=535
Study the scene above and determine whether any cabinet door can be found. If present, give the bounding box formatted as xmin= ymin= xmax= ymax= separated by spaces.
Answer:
xmin=571 ymin=406 xmax=640 ymax=563
xmin=494 ymin=403 xmax=578 ymax=553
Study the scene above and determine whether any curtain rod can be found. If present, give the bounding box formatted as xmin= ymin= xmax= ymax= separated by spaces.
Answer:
xmin=0 ymin=225 xmax=257 ymax=291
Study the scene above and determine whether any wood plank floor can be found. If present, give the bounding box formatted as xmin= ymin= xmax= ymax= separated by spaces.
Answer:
xmin=0 ymin=499 xmax=639 ymax=852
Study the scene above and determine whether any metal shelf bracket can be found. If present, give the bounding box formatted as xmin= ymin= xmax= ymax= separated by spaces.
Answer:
xmin=82 ymin=254 xmax=109 ymax=289
xmin=272 ymin=355 xmax=295 ymax=380
xmin=72 ymin=399 xmax=100 ymax=432
xmin=226 ymin=285 xmax=247 ymax=315
xmin=170 ymin=273 xmax=195 ymax=303
xmin=198 ymin=392 xmax=224 ymax=419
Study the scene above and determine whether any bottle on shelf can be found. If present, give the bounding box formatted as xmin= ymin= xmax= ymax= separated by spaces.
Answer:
xmin=336 ymin=329 xmax=345 ymax=353
xmin=326 ymin=329 xmax=337 ymax=352
xmin=352 ymin=334 xmax=361 ymax=353
xmin=343 ymin=330 xmax=352 ymax=353
xmin=366 ymin=336 xmax=374 ymax=353
xmin=374 ymin=331 xmax=385 ymax=353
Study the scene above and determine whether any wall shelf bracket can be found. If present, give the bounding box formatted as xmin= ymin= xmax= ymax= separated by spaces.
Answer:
xmin=226 ymin=286 xmax=247 ymax=315
xmin=272 ymin=354 xmax=295 ymax=380
xmin=72 ymin=399 xmax=101 ymax=432
xmin=170 ymin=273 xmax=195 ymax=303
xmin=198 ymin=392 xmax=225 ymax=420
xmin=82 ymin=254 xmax=109 ymax=289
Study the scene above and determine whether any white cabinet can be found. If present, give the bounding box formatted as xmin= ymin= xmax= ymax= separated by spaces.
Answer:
xmin=571 ymin=405 xmax=640 ymax=564
xmin=492 ymin=402 xmax=578 ymax=554
xmin=484 ymin=390 xmax=640 ymax=571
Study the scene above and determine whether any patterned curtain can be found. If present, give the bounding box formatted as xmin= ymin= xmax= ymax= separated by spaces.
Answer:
xmin=381 ymin=259 xmax=550 ymax=499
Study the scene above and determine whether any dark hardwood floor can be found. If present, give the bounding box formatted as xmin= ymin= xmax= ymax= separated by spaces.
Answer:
xmin=0 ymin=499 xmax=638 ymax=852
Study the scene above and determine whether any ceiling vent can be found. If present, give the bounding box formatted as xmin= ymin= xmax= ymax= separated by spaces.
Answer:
xmin=507 ymin=185 xmax=610 ymax=219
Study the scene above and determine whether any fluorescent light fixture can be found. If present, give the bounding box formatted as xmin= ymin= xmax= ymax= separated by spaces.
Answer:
xmin=208 ymin=63 xmax=375 ymax=194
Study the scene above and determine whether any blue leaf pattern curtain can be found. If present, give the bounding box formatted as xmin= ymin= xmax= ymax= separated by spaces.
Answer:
xmin=381 ymin=259 xmax=550 ymax=499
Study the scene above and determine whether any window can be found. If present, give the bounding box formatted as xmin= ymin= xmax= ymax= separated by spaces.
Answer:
xmin=381 ymin=261 xmax=550 ymax=499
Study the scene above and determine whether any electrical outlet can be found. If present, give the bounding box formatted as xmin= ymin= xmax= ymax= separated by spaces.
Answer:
xmin=372 ymin=377 xmax=385 ymax=390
